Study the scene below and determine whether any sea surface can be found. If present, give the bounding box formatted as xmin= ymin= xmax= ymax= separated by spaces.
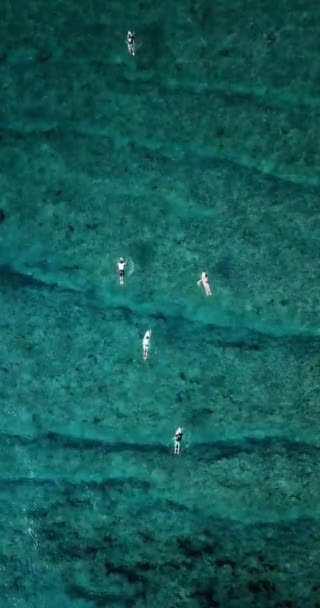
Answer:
xmin=0 ymin=1 xmax=320 ymax=607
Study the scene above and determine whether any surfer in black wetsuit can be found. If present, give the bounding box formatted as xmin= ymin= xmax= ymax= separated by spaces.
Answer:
xmin=126 ymin=31 xmax=135 ymax=56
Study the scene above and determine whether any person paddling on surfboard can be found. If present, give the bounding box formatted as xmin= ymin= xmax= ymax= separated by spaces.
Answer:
xmin=197 ymin=272 xmax=212 ymax=296
xmin=173 ymin=427 xmax=183 ymax=455
xmin=117 ymin=258 xmax=127 ymax=285
xmin=126 ymin=31 xmax=135 ymax=56
xmin=143 ymin=329 xmax=151 ymax=360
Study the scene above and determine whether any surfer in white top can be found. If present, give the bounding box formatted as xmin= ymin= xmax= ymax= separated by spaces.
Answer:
xmin=117 ymin=258 xmax=127 ymax=285
xmin=197 ymin=272 xmax=212 ymax=296
xmin=143 ymin=330 xmax=152 ymax=360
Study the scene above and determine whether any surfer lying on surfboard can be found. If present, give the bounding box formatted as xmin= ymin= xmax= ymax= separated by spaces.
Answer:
xmin=117 ymin=258 xmax=127 ymax=285
xmin=143 ymin=329 xmax=151 ymax=360
xmin=197 ymin=272 xmax=212 ymax=296
xmin=126 ymin=31 xmax=135 ymax=56
xmin=173 ymin=427 xmax=183 ymax=455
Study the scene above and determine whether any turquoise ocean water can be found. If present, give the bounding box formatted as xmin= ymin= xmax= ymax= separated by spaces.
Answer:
xmin=0 ymin=0 xmax=320 ymax=606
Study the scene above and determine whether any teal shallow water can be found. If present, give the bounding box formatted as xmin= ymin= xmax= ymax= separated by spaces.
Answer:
xmin=0 ymin=0 xmax=320 ymax=607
